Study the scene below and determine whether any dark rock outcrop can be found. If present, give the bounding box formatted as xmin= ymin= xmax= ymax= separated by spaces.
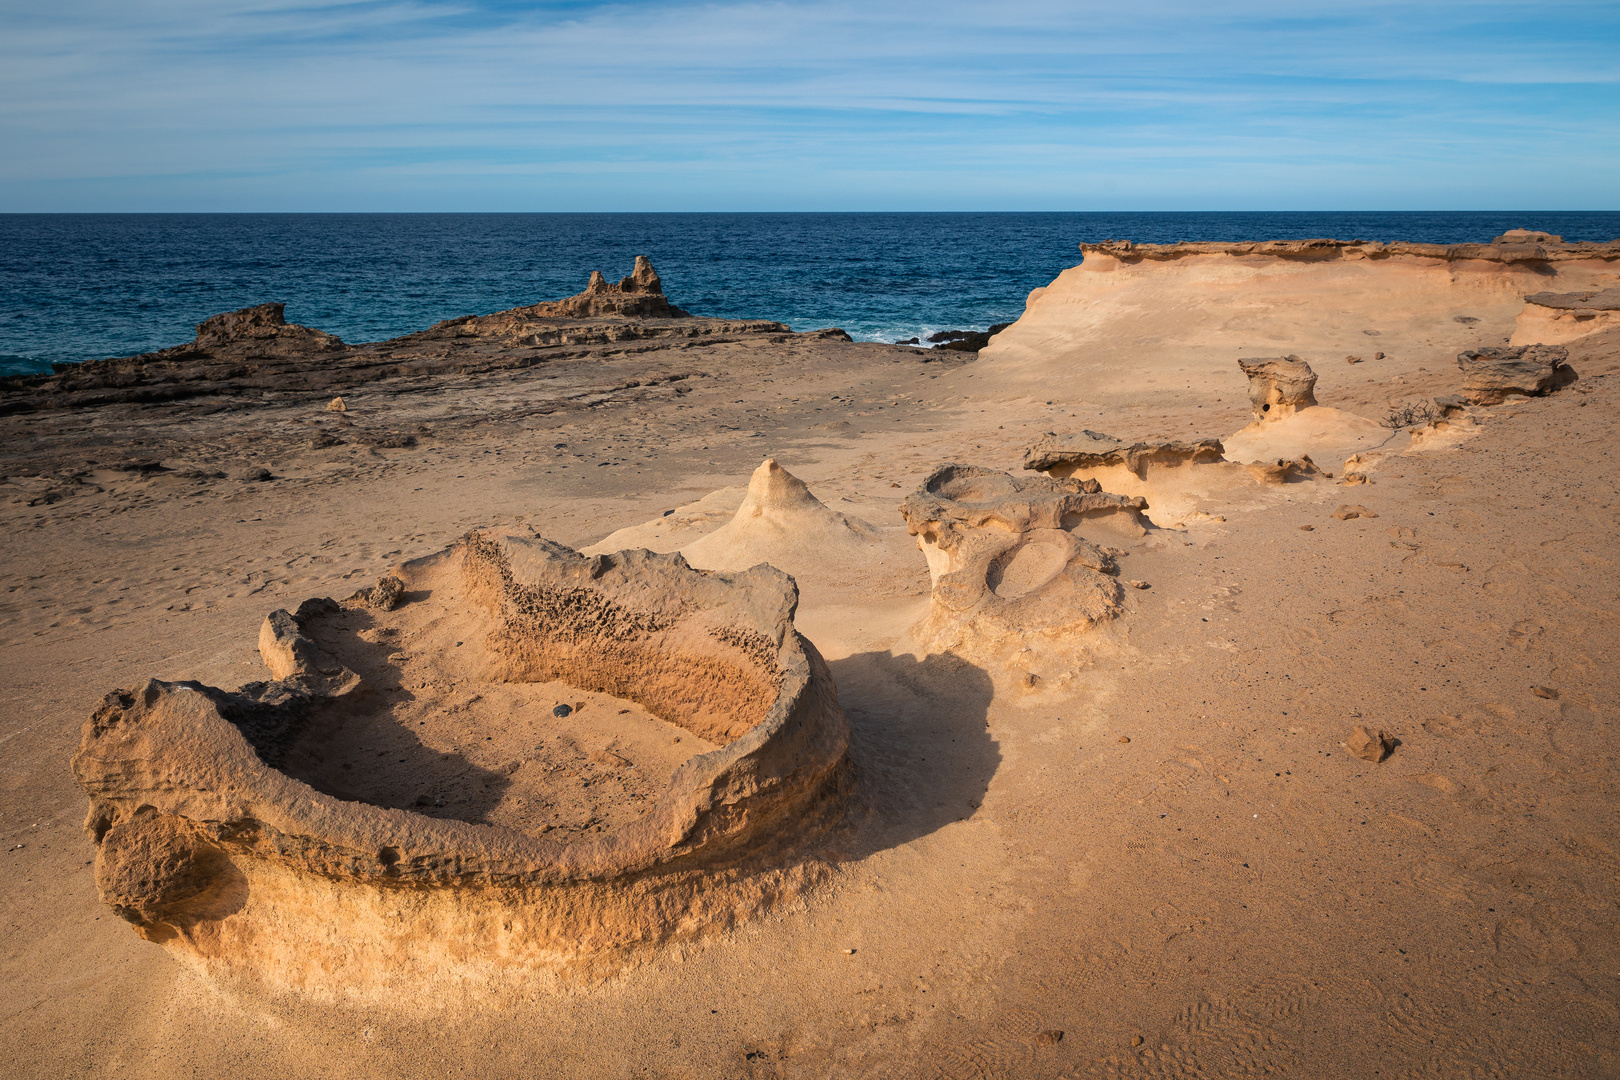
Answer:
xmin=927 ymin=322 xmax=1014 ymax=354
xmin=1457 ymin=344 xmax=1574 ymax=404
xmin=0 ymin=259 xmax=790 ymax=416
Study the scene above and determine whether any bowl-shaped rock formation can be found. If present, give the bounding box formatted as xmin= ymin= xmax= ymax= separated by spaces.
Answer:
xmin=72 ymin=532 xmax=850 ymax=988
xmin=899 ymin=465 xmax=1145 ymax=655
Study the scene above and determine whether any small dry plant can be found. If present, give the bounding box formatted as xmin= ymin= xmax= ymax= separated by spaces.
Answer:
xmin=1382 ymin=400 xmax=1439 ymax=430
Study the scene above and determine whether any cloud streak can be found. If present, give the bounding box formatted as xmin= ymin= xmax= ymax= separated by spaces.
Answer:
xmin=1 ymin=0 xmax=1615 ymax=208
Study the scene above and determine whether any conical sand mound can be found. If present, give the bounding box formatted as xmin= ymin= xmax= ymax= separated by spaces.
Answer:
xmin=680 ymin=459 xmax=883 ymax=573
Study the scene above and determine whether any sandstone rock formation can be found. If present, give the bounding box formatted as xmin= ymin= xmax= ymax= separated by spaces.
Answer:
xmin=1022 ymin=433 xmax=1227 ymax=478
xmin=1240 ymin=356 xmax=1319 ymax=423
xmin=1244 ymin=456 xmax=1322 ymax=485
xmin=899 ymin=465 xmax=1146 ymax=654
xmin=667 ymin=459 xmax=883 ymax=572
xmin=460 ymin=255 xmax=688 ymax=322
xmin=191 ymin=302 xmax=347 ymax=353
xmin=1512 ymin=289 xmax=1620 ymax=346
xmin=72 ymin=532 xmax=850 ymax=982
xmin=977 ymin=234 xmax=1620 ymax=403
xmin=1457 ymin=344 xmax=1574 ymax=404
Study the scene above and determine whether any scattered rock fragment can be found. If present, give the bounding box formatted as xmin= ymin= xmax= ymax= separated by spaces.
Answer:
xmin=1117 ymin=736 xmax=1131 ymax=744
xmin=239 ymin=466 xmax=273 ymax=482
xmin=1245 ymin=456 xmax=1321 ymax=485
xmin=327 ymin=397 xmax=346 ymax=412
xmin=553 ymin=703 xmax=573 ymax=718
xmin=1345 ymin=355 xmax=1362 ymax=365
xmin=1345 ymin=726 xmax=1394 ymax=763
xmin=1036 ymin=1030 xmax=1064 ymax=1046
xmin=1531 ymin=686 xmax=1559 ymax=700
xmin=1298 ymin=525 xmax=1315 ymax=532
xmin=346 ymin=574 xmax=404 ymax=611
xmin=1333 ymin=505 xmax=1378 ymax=520
xmin=1128 ymin=579 xmax=1149 ymax=589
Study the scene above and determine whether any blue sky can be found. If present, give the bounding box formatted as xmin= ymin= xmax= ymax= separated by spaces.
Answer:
xmin=1 ymin=0 xmax=1615 ymax=210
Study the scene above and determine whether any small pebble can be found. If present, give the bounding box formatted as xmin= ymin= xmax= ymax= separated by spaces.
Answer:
xmin=1298 ymin=524 xmax=1314 ymax=531
xmin=1531 ymin=686 xmax=1559 ymax=700
xmin=1131 ymin=1035 xmax=1144 ymax=1047
xmin=1128 ymin=579 xmax=1150 ymax=589
xmin=1036 ymin=1030 xmax=1064 ymax=1046
xmin=553 ymin=703 xmax=572 ymax=718
xmin=1118 ymin=735 xmax=1131 ymax=744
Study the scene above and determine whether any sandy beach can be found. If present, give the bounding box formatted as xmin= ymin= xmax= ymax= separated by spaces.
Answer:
xmin=5 ymin=239 xmax=1620 ymax=1078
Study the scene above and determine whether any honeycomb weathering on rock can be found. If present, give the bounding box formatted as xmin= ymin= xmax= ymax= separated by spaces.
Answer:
xmin=1022 ymin=433 xmax=1227 ymax=477
xmin=71 ymin=533 xmax=850 ymax=982
xmin=899 ymin=464 xmax=1143 ymax=654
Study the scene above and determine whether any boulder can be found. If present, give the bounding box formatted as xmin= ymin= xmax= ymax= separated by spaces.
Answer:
xmin=1456 ymin=344 xmax=1573 ymax=404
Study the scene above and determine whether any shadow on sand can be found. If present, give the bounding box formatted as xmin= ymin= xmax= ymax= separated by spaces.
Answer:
xmin=826 ymin=649 xmax=999 ymax=857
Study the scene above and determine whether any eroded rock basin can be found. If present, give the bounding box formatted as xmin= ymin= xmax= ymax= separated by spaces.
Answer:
xmin=72 ymin=532 xmax=851 ymax=991
xmin=288 ymin=588 xmax=720 ymax=841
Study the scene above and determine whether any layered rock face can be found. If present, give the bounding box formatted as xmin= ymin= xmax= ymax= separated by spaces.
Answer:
xmin=900 ymin=465 xmax=1145 ymax=654
xmin=1022 ymin=434 xmax=1227 ymax=479
xmin=72 ymin=533 xmax=851 ymax=985
xmin=979 ymin=233 xmax=1620 ymax=400
xmin=1457 ymin=344 xmax=1575 ymax=404
xmin=1512 ymin=289 xmax=1620 ymax=346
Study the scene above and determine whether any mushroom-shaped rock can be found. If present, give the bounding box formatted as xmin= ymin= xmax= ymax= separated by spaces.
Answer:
xmin=899 ymin=465 xmax=1145 ymax=654
xmin=72 ymin=532 xmax=850 ymax=985
xmin=1239 ymin=355 xmax=1319 ymax=423
xmin=1457 ymin=344 xmax=1573 ymax=404
xmin=678 ymin=459 xmax=882 ymax=572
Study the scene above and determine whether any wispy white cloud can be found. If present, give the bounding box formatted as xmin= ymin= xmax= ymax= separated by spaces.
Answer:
xmin=0 ymin=0 xmax=1615 ymax=208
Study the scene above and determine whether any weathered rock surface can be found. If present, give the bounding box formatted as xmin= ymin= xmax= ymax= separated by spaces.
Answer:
xmin=0 ymin=259 xmax=795 ymax=416
xmin=1240 ymin=355 xmax=1319 ymax=423
xmin=1244 ymin=456 xmax=1322 ymax=485
xmin=1457 ymin=344 xmax=1574 ymax=404
xmin=1512 ymin=289 xmax=1620 ymax=346
xmin=72 ymin=532 xmax=850 ymax=978
xmin=1075 ymin=235 xmax=1620 ymax=264
xmin=899 ymin=465 xmax=1145 ymax=653
xmin=1345 ymin=725 xmax=1394 ymax=763
xmin=1023 ymin=433 xmax=1227 ymax=478
xmin=978 ymin=234 xmax=1620 ymax=403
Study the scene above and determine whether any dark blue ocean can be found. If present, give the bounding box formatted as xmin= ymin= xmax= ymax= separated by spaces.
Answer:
xmin=4 ymin=212 xmax=1619 ymax=376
